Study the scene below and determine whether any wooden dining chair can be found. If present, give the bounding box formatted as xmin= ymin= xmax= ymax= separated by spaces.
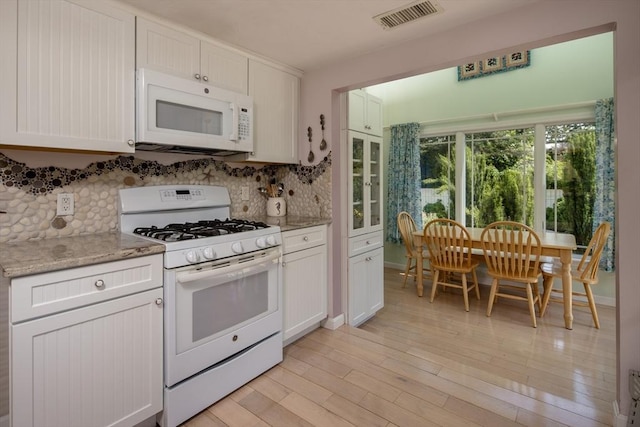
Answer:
xmin=481 ymin=221 xmax=543 ymax=327
xmin=397 ymin=211 xmax=430 ymax=287
xmin=539 ymin=221 xmax=611 ymax=328
xmin=423 ymin=218 xmax=480 ymax=311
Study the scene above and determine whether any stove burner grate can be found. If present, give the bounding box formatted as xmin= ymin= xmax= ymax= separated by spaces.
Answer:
xmin=133 ymin=218 xmax=269 ymax=242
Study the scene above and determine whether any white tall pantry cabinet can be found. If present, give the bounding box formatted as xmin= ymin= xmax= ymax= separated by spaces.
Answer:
xmin=347 ymin=89 xmax=385 ymax=326
xmin=0 ymin=0 xmax=136 ymax=153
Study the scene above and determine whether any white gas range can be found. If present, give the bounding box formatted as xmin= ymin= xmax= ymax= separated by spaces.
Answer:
xmin=119 ymin=185 xmax=283 ymax=427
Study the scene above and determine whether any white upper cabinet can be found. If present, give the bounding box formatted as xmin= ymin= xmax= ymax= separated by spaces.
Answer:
xmin=136 ymin=17 xmax=248 ymax=95
xmin=0 ymin=0 xmax=136 ymax=153
xmin=244 ymin=59 xmax=300 ymax=164
xmin=348 ymin=89 xmax=383 ymax=136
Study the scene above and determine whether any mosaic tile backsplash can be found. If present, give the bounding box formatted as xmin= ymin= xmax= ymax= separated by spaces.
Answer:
xmin=0 ymin=152 xmax=332 ymax=243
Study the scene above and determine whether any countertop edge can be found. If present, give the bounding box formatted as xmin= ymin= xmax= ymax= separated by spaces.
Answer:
xmin=1 ymin=233 xmax=165 ymax=279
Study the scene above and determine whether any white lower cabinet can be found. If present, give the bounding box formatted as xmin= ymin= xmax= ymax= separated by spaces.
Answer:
xmin=9 ymin=255 xmax=164 ymax=427
xmin=282 ymin=226 xmax=327 ymax=343
xmin=348 ymin=232 xmax=384 ymax=326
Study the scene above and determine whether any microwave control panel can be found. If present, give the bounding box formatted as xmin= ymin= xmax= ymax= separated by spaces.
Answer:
xmin=238 ymin=108 xmax=251 ymax=141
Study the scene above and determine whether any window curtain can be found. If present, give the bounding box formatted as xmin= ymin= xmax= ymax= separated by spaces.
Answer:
xmin=386 ymin=122 xmax=422 ymax=243
xmin=593 ymin=98 xmax=615 ymax=271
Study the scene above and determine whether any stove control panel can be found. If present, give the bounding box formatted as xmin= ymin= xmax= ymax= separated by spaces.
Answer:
xmin=256 ymin=236 xmax=277 ymax=248
xmin=160 ymin=188 xmax=206 ymax=202
xmin=173 ymin=229 xmax=282 ymax=268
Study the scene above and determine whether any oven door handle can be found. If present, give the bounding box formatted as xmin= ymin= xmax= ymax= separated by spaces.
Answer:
xmin=175 ymin=251 xmax=280 ymax=285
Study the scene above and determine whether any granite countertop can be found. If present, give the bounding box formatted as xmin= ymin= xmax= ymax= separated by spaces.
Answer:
xmin=239 ymin=215 xmax=332 ymax=232
xmin=0 ymin=217 xmax=329 ymax=278
xmin=1 ymin=232 xmax=165 ymax=278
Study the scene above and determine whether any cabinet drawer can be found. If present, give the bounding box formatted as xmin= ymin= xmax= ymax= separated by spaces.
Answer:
xmin=11 ymin=254 xmax=163 ymax=323
xmin=348 ymin=231 xmax=383 ymax=257
xmin=282 ymin=226 xmax=327 ymax=254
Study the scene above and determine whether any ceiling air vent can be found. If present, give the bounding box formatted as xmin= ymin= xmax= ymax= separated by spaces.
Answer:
xmin=373 ymin=0 xmax=443 ymax=29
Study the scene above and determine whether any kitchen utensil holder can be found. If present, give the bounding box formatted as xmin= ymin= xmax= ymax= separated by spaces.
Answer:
xmin=267 ymin=197 xmax=286 ymax=217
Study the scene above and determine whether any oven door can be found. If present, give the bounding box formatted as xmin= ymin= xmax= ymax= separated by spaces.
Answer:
xmin=165 ymin=248 xmax=281 ymax=387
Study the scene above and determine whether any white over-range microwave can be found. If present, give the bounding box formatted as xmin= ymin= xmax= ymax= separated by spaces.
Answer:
xmin=136 ymin=68 xmax=254 ymax=156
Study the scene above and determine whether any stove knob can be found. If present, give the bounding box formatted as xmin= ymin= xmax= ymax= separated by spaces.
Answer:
xmin=185 ymin=250 xmax=200 ymax=264
xmin=256 ymin=237 xmax=267 ymax=248
xmin=202 ymin=247 xmax=216 ymax=259
xmin=266 ymin=235 xmax=277 ymax=246
xmin=231 ymin=242 xmax=244 ymax=254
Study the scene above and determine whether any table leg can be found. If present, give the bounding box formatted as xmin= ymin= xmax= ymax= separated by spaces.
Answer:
xmin=416 ymin=250 xmax=424 ymax=297
xmin=560 ymin=250 xmax=573 ymax=329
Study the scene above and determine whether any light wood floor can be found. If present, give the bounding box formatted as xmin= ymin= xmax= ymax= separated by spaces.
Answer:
xmin=181 ymin=267 xmax=617 ymax=427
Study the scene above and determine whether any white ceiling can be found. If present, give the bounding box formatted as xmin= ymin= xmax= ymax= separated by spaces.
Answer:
xmin=116 ymin=0 xmax=540 ymax=72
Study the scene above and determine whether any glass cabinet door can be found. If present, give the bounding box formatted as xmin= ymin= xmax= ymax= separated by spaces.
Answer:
xmin=351 ymin=134 xmax=365 ymax=232
xmin=368 ymin=138 xmax=381 ymax=228
xmin=348 ymin=131 xmax=383 ymax=236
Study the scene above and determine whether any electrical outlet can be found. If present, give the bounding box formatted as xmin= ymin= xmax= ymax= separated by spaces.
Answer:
xmin=241 ymin=186 xmax=250 ymax=201
xmin=57 ymin=193 xmax=74 ymax=216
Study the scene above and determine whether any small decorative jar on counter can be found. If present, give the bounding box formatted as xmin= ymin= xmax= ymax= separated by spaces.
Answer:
xmin=266 ymin=197 xmax=286 ymax=217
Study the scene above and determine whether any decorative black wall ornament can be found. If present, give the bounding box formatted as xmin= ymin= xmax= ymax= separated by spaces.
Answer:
xmin=458 ymin=50 xmax=531 ymax=81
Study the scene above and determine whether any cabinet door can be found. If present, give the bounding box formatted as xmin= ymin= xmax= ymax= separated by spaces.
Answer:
xmin=136 ymin=17 xmax=200 ymax=81
xmin=348 ymin=252 xmax=370 ymax=326
xmin=348 ymin=89 xmax=367 ymax=133
xmin=366 ymin=247 xmax=385 ymax=315
xmin=282 ymin=245 xmax=327 ymax=340
xmin=348 ymin=131 xmax=383 ymax=236
xmin=368 ymin=136 xmax=383 ymax=231
xmin=247 ymin=60 xmax=299 ymax=164
xmin=366 ymin=94 xmax=383 ymax=136
xmin=1 ymin=0 xmax=135 ymax=153
xmin=200 ymin=41 xmax=248 ymax=94
xmin=11 ymin=288 xmax=163 ymax=427
xmin=348 ymin=89 xmax=382 ymax=135
xmin=349 ymin=131 xmax=366 ymax=235
xmin=348 ymin=247 xmax=384 ymax=326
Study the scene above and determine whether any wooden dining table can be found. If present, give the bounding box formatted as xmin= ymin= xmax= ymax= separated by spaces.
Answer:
xmin=413 ymin=227 xmax=578 ymax=329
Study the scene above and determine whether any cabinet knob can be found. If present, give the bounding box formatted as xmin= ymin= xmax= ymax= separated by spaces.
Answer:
xmin=366 ymin=240 xmax=370 ymax=245
xmin=127 ymin=139 xmax=134 ymax=147
xmin=281 ymin=261 xmax=286 ymax=267
xmin=303 ymin=236 xmax=309 ymax=241
xmin=94 ymin=279 xmax=105 ymax=289
xmin=155 ymin=298 xmax=163 ymax=306
xmin=202 ymin=75 xmax=208 ymax=82
xmin=194 ymin=73 xmax=201 ymax=80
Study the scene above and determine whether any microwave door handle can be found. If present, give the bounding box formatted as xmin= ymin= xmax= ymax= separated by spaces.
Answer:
xmin=229 ymin=102 xmax=238 ymax=141
xmin=176 ymin=250 xmax=280 ymax=285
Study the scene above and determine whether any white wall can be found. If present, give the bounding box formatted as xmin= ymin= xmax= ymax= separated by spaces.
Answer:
xmin=299 ymin=0 xmax=639 ymax=415
xmin=367 ymin=32 xmax=613 ymax=127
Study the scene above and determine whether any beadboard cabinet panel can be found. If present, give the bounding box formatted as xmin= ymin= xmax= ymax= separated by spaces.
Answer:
xmin=136 ymin=17 xmax=248 ymax=94
xmin=246 ymin=60 xmax=299 ymax=164
xmin=136 ymin=17 xmax=200 ymax=79
xmin=200 ymin=42 xmax=249 ymax=94
xmin=11 ymin=288 xmax=163 ymax=427
xmin=0 ymin=0 xmax=135 ymax=152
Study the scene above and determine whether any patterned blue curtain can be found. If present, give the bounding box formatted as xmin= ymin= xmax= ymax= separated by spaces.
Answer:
xmin=594 ymin=98 xmax=615 ymax=271
xmin=386 ymin=122 xmax=422 ymax=243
